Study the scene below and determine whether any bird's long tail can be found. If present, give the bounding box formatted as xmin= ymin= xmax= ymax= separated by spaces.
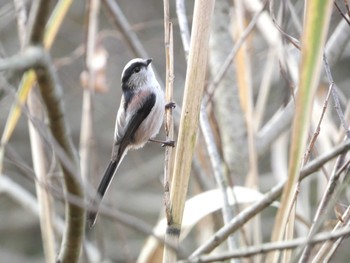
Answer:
xmin=87 ymin=149 xmax=126 ymax=228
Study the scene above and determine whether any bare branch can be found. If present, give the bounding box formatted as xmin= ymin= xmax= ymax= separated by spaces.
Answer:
xmin=189 ymin=139 xmax=350 ymax=257
xmin=334 ymin=1 xmax=350 ymax=26
xmin=0 ymin=46 xmax=47 ymax=72
xmin=33 ymin=49 xmax=84 ymax=263
xmin=182 ymin=225 xmax=350 ymax=262
xmin=26 ymin=0 xmax=51 ymax=44
xmin=13 ymin=3 xmax=86 ymax=258
xmin=323 ymin=55 xmax=350 ymax=138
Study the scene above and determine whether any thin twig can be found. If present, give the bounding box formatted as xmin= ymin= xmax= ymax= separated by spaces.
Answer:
xmin=296 ymin=55 xmax=350 ymax=261
xmin=303 ymin=82 xmax=334 ymax=164
xmin=162 ymin=0 xmax=176 ymax=261
xmin=163 ymin=23 xmax=174 ymax=217
xmin=298 ymin=148 xmax=350 ymax=261
xmin=344 ymin=0 xmax=350 ymax=16
xmin=322 ymin=213 xmax=350 ymax=261
xmin=298 ymin=157 xmax=350 ymax=262
xmin=334 ymin=1 xmax=350 ymax=26
xmin=313 ymin=202 xmax=350 ymax=261
xmin=323 ymin=54 xmax=350 ymax=138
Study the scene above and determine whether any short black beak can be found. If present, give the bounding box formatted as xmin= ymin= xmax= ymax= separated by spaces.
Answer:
xmin=146 ymin=58 xmax=152 ymax=66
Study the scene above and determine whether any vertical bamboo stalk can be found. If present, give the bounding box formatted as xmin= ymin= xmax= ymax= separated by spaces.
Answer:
xmin=162 ymin=0 xmax=215 ymax=261
xmin=268 ymin=0 xmax=333 ymax=262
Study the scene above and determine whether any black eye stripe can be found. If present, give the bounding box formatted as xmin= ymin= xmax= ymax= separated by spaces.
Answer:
xmin=121 ymin=62 xmax=146 ymax=84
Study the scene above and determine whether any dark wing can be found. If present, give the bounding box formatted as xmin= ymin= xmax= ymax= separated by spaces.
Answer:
xmin=116 ymin=92 xmax=156 ymax=155
xmin=87 ymin=92 xmax=156 ymax=228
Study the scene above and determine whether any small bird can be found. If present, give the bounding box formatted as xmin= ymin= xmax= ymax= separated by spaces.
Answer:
xmin=87 ymin=58 xmax=167 ymax=228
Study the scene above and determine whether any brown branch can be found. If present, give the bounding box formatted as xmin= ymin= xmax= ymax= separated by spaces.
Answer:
xmin=33 ymin=50 xmax=84 ymax=263
xmin=24 ymin=2 xmax=85 ymax=262
xmin=26 ymin=0 xmax=51 ymax=44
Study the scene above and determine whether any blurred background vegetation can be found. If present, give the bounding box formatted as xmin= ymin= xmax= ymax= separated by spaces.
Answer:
xmin=0 ymin=0 xmax=350 ymax=262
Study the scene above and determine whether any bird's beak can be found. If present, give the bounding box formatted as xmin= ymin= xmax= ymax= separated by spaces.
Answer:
xmin=146 ymin=58 xmax=153 ymax=66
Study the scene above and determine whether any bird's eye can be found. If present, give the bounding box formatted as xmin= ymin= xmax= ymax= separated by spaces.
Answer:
xmin=134 ymin=66 xmax=140 ymax=73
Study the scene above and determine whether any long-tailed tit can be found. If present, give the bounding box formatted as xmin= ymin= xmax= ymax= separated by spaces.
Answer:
xmin=87 ymin=58 xmax=168 ymax=228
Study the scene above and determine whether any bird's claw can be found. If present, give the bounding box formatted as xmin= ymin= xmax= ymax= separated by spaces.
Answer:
xmin=165 ymin=102 xmax=176 ymax=109
xmin=161 ymin=140 xmax=175 ymax=147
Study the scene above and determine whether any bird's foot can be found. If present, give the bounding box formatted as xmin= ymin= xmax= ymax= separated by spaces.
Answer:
xmin=149 ymin=138 xmax=175 ymax=147
xmin=165 ymin=102 xmax=176 ymax=109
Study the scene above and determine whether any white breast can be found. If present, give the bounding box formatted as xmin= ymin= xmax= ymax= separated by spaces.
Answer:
xmin=132 ymin=84 xmax=165 ymax=149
